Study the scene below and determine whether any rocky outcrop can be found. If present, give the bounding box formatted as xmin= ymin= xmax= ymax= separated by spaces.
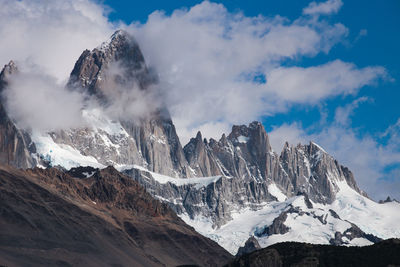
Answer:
xmin=0 ymin=62 xmax=36 ymax=169
xmin=255 ymin=211 xmax=290 ymax=237
xmin=379 ymin=196 xmax=398 ymax=203
xmin=184 ymin=131 xmax=224 ymax=177
xmin=329 ymin=224 xmax=382 ymax=245
xmin=236 ymin=236 xmax=261 ymax=257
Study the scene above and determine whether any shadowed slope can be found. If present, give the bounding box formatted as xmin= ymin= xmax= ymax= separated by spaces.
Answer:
xmin=226 ymin=239 xmax=400 ymax=267
xmin=0 ymin=165 xmax=232 ymax=266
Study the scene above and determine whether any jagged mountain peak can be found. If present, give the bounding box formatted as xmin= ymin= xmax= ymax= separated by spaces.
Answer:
xmin=97 ymin=29 xmax=134 ymax=50
xmin=195 ymin=130 xmax=202 ymax=140
xmin=68 ymin=29 xmax=151 ymax=99
xmin=96 ymin=29 xmax=145 ymax=66
xmin=228 ymin=121 xmax=272 ymax=151
xmin=309 ymin=141 xmax=327 ymax=154
xmin=0 ymin=60 xmax=18 ymax=77
xmin=0 ymin=60 xmax=18 ymax=92
xmin=229 ymin=121 xmax=265 ymax=137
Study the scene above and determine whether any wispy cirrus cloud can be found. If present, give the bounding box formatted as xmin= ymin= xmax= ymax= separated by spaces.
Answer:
xmin=303 ymin=0 xmax=343 ymax=16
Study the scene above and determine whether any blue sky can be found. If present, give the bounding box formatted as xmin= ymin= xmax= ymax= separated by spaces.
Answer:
xmin=0 ymin=0 xmax=398 ymax=200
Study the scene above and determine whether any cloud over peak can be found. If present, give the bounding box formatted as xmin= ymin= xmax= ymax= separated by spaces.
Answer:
xmin=0 ymin=0 xmax=116 ymax=82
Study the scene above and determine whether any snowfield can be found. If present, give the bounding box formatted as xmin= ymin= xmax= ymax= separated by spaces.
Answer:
xmin=180 ymin=188 xmax=400 ymax=254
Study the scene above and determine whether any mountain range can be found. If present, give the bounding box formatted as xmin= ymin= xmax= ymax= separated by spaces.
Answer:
xmin=0 ymin=30 xmax=399 ymax=261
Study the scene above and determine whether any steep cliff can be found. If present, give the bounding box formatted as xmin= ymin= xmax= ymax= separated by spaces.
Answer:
xmin=0 ymin=61 xmax=36 ymax=169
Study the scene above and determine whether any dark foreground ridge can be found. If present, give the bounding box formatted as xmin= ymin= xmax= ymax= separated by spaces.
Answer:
xmin=0 ymin=165 xmax=232 ymax=266
xmin=226 ymin=238 xmax=400 ymax=267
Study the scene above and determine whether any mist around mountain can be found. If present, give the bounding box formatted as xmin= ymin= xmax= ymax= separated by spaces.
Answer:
xmin=0 ymin=30 xmax=399 ymax=265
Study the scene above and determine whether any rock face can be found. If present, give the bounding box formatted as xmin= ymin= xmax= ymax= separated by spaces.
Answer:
xmin=184 ymin=122 xmax=363 ymax=204
xmin=184 ymin=122 xmax=272 ymax=179
xmin=0 ymin=62 xmax=36 ymax=169
xmin=0 ymin=164 xmax=232 ymax=266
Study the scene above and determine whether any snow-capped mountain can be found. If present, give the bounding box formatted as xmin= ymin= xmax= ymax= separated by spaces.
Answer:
xmin=0 ymin=30 xmax=399 ymax=255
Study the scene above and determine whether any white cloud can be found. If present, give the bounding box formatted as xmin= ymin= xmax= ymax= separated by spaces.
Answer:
xmin=0 ymin=0 xmax=160 ymax=132
xmin=0 ymin=0 xmax=117 ymax=82
xmin=127 ymin=1 xmax=386 ymax=144
xmin=4 ymin=71 xmax=87 ymax=131
xmin=303 ymin=0 xmax=343 ymax=16
xmin=268 ymin=123 xmax=310 ymax=152
xmin=265 ymin=61 xmax=385 ymax=104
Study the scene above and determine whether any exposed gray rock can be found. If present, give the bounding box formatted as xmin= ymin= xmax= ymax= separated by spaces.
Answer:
xmin=236 ymin=236 xmax=261 ymax=257
xmin=275 ymin=141 xmax=364 ymax=204
xmin=184 ymin=122 xmax=364 ymax=205
xmin=184 ymin=121 xmax=273 ymax=180
xmin=379 ymin=196 xmax=398 ymax=204
xmin=68 ymin=30 xmax=154 ymax=99
xmin=329 ymin=223 xmax=382 ymax=245
xmin=184 ymin=131 xmax=223 ymax=177
xmin=124 ymin=167 xmax=276 ymax=227
xmin=255 ymin=211 xmax=290 ymax=237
